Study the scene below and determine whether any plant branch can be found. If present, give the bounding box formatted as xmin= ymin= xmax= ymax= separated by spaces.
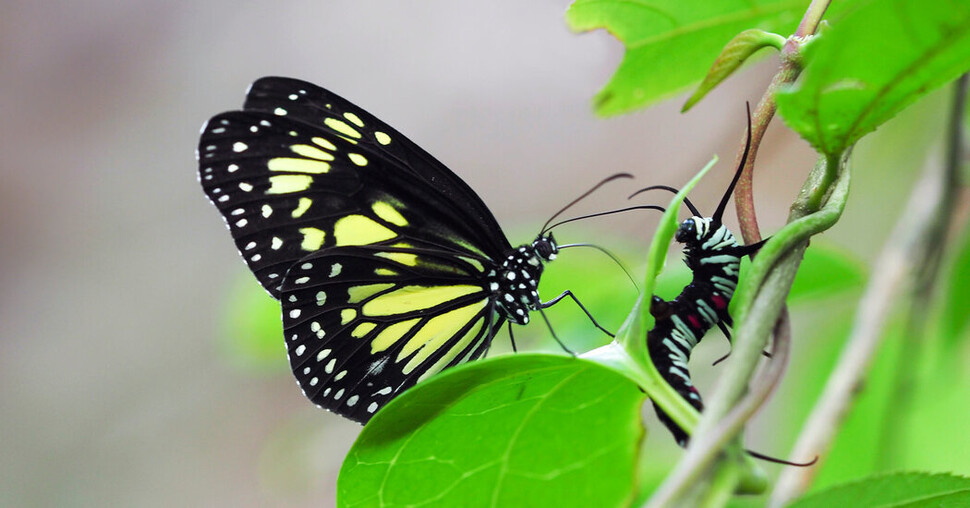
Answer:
xmin=768 ymin=75 xmax=968 ymax=506
xmin=734 ymin=0 xmax=832 ymax=244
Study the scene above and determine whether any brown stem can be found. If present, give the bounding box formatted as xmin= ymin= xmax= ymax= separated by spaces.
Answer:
xmin=734 ymin=0 xmax=832 ymax=245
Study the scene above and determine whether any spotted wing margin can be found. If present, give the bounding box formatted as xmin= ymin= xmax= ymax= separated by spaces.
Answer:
xmin=243 ymin=77 xmax=510 ymax=253
xmin=199 ymin=108 xmax=502 ymax=299
xmin=280 ymin=245 xmax=505 ymax=423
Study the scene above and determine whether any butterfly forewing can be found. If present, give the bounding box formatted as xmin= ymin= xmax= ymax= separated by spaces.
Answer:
xmin=243 ymin=77 xmax=511 ymax=255
xmin=199 ymin=78 xmax=510 ymax=298
xmin=279 ymin=245 xmax=502 ymax=422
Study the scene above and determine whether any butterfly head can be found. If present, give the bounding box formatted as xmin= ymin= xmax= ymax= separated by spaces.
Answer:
xmin=532 ymin=233 xmax=558 ymax=262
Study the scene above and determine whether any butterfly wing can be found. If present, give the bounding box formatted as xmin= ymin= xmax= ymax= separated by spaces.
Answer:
xmin=280 ymin=244 xmax=502 ymax=422
xmin=198 ymin=77 xmax=511 ymax=298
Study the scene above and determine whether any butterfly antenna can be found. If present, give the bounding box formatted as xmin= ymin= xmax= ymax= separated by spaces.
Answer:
xmin=540 ymin=173 xmax=634 ymax=234
xmin=628 ymin=185 xmax=703 ymax=217
xmin=543 ymin=205 xmax=666 ymax=232
xmin=713 ymin=102 xmax=753 ymax=226
xmin=558 ymin=243 xmax=639 ymax=292
xmin=747 ymin=449 xmax=819 ymax=468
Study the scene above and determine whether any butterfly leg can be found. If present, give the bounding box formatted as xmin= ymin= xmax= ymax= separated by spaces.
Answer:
xmin=507 ymin=321 xmax=518 ymax=353
xmin=540 ymin=290 xmax=615 ymax=338
xmin=535 ymin=306 xmax=576 ymax=356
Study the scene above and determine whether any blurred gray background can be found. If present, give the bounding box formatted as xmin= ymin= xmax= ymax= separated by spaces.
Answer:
xmin=2 ymin=1 xmax=934 ymax=506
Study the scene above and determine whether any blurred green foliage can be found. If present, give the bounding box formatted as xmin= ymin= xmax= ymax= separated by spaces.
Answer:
xmin=218 ymin=272 xmax=286 ymax=374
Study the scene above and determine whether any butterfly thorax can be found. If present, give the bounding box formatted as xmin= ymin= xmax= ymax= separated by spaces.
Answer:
xmin=490 ymin=234 xmax=557 ymax=325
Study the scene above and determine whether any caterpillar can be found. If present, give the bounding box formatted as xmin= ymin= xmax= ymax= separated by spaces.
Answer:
xmin=635 ymin=111 xmax=764 ymax=447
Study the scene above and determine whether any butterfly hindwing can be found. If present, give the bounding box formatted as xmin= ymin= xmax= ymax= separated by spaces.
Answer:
xmin=280 ymin=244 xmax=503 ymax=422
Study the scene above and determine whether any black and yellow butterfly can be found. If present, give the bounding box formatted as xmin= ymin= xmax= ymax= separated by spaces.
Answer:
xmin=198 ymin=77 xmax=617 ymax=423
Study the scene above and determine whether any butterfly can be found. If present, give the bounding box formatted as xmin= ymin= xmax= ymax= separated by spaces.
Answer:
xmin=198 ymin=77 xmax=621 ymax=423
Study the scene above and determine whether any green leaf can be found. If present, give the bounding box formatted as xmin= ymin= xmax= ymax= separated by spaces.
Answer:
xmin=338 ymin=354 xmax=645 ymax=508
xmin=683 ymin=29 xmax=786 ymax=112
xmin=788 ymin=242 xmax=867 ymax=302
xmin=789 ymin=472 xmax=970 ymax=508
xmin=940 ymin=221 xmax=970 ymax=344
xmin=565 ymin=0 xmax=806 ymax=116
xmin=776 ymin=0 xmax=970 ymax=156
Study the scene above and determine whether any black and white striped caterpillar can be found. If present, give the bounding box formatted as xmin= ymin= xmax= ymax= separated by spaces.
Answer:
xmin=634 ymin=111 xmax=763 ymax=447
xmin=631 ymin=109 xmax=815 ymax=469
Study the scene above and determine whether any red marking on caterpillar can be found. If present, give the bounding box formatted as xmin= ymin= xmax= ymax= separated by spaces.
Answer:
xmin=687 ymin=314 xmax=702 ymax=329
xmin=710 ymin=293 xmax=727 ymax=310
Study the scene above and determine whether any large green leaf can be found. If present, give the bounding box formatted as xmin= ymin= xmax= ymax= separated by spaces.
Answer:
xmin=789 ymin=472 xmax=970 ymax=507
xmin=338 ymin=354 xmax=645 ymax=508
xmin=566 ymin=0 xmax=806 ymax=116
xmin=776 ymin=0 xmax=970 ymax=156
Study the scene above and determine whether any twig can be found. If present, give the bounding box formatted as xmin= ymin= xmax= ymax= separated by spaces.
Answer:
xmin=768 ymin=75 xmax=969 ymax=506
xmin=734 ymin=0 xmax=833 ymax=245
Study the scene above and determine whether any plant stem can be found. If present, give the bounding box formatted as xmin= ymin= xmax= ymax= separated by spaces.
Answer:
xmin=734 ymin=0 xmax=832 ymax=244
xmin=768 ymin=75 xmax=969 ymax=506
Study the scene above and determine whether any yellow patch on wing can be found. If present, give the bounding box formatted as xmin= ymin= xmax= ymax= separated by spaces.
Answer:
xmin=268 ymin=158 xmax=330 ymax=174
xmin=290 ymin=144 xmax=335 ymax=161
xmin=347 ymin=283 xmax=395 ymax=304
xmin=362 ymin=285 xmax=481 ymax=317
xmin=291 ymin=197 xmax=312 ymax=218
xmin=299 ymin=227 xmax=326 ymax=251
xmin=347 ymin=153 xmax=368 ymax=166
xmin=372 ymin=202 xmax=408 ymax=227
xmin=371 ymin=318 xmax=420 ymax=354
xmin=351 ymin=322 xmax=376 ymax=338
xmin=340 ymin=308 xmax=357 ymax=325
xmin=399 ymin=301 xmax=487 ymax=374
xmin=324 ymin=117 xmax=362 ymax=139
xmin=374 ymin=251 xmax=418 ymax=266
xmin=312 ymin=136 xmax=337 ymax=151
xmin=266 ymin=174 xmax=313 ymax=194
xmin=375 ymin=268 xmax=398 ymax=276
xmin=343 ymin=112 xmax=364 ymax=127
xmin=374 ymin=131 xmax=392 ymax=145
xmin=458 ymin=256 xmax=485 ymax=272
xmin=333 ymin=214 xmax=396 ymax=246
xmin=416 ymin=316 xmax=486 ymax=382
